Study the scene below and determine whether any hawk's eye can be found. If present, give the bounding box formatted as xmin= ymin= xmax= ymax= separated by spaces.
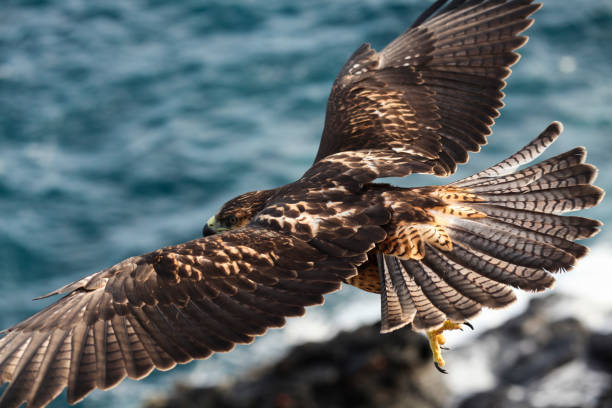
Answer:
xmin=227 ymin=215 xmax=238 ymax=226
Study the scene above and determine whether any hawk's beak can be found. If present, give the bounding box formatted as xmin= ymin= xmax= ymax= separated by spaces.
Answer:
xmin=202 ymin=224 xmax=215 ymax=236
xmin=203 ymin=215 xmax=217 ymax=237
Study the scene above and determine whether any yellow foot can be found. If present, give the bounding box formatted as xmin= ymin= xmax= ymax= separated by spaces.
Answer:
xmin=426 ymin=320 xmax=474 ymax=374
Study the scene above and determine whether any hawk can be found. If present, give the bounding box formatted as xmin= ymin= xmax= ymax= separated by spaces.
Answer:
xmin=0 ymin=1 xmax=604 ymax=407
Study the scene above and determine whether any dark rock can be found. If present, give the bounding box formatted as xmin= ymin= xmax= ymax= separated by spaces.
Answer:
xmin=475 ymin=296 xmax=589 ymax=384
xmin=597 ymin=386 xmax=612 ymax=408
xmin=456 ymin=295 xmax=612 ymax=408
xmin=458 ymin=386 xmax=535 ymax=408
xmin=499 ymin=317 xmax=588 ymax=384
xmin=145 ymin=323 xmax=449 ymax=408
xmin=588 ymin=333 xmax=612 ymax=373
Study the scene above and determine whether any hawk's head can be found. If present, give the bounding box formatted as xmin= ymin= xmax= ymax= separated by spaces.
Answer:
xmin=203 ymin=189 xmax=275 ymax=236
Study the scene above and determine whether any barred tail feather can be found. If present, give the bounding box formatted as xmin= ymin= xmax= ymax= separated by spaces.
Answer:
xmin=467 ymin=204 xmax=602 ymax=240
xmin=422 ymin=248 xmax=517 ymax=308
xmin=401 ymin=258 xmax=482 ymax=324
xmin=461 ymin=149 xmax=590 ymax=192
xmin=452 ymin=121 xmax=562 ymax=186
xmin=378 ymin=122 xmax=604 ymax=332
xmin=445 ymin=243 xmax=556 ymax=291
xmin=377 ymin=254 xmax=417 ymax=333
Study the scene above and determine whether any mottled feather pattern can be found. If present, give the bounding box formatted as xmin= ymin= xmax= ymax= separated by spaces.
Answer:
xmin=302 ymin=149 xmax=437 ymax=192
xmin=315 ymin=0 xmax=540 ymax=176
xmin=0 ymin=228 xmax=371 ymax=407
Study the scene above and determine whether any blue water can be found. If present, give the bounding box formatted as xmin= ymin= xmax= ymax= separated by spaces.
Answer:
xmin=1 ymin=1 xmax=611 ymax=407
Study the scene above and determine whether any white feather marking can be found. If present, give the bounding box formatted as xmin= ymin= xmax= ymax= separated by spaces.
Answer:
xmin=326 ymin=186 xmax=349 ymax=194
xmin=335 ymin=208 xmax=357 ymax=217
xmin=391 ymin=147 xmax=418 ymax=154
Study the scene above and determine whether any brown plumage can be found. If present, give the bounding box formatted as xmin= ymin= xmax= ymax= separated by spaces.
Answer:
xmin=315 ymin=0 xmax=540 ymax=175
xmin=0 ymin=1 xmax=604 ymax=407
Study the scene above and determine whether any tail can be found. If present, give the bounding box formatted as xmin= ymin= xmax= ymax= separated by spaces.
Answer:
xmin=379 ymin=122 xmax=604 ymax=333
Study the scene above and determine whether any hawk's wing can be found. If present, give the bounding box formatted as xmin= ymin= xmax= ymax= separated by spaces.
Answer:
xmin=315 ymin=0 xmax=540 ymax=176
xmin=0 ymin=113 xmax=431 ymax=407
xmin=0 ymin=215 xmax=387 ymax=407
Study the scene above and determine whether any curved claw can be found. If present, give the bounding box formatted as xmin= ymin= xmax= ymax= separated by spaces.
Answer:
xmin=440 ymin=346 xmax=450 ymax=350
xmin=434 ymin=362 xmax=448 ymax=374
xmin=463 ymin=321 xmax=474 ymax=330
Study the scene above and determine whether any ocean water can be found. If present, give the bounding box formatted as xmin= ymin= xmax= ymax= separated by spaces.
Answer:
xmin=1 ymin=1 xmax=611 ymax=407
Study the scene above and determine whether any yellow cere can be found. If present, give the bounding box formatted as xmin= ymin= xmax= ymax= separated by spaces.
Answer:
xmin=207 ymin=215 xmax=227 ymax=233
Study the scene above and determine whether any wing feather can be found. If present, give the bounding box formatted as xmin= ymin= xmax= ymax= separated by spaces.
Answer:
xmin=0 ymin=213 xmax=386 ymax=407
xmin=402 ymin=258 xmax=481 ymax=322
xmin=315 ymin=0 xmax=540 ymax=176
xmin=422 ymin=247 xmax=517 ymax=308
xmin=29 ymin=330 xmax=71 ymax=408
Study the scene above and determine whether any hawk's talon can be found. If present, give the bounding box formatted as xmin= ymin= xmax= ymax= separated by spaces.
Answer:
xmin=427 ymin=320 xmax=472 ymax=373
xmin=434 ymin=362 xmax=448 ymax=374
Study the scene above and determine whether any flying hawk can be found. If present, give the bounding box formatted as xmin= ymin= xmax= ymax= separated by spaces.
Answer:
xmin=0 ymin=1 xmax=604 ymax=407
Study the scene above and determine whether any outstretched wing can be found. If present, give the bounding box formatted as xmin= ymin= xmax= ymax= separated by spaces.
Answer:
xmin=315 ymin=0 xmax=540 ymax=176
xmin=0 ymin=223 xmax=385 ymax=408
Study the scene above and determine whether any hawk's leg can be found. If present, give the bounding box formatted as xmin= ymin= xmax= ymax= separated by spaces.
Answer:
xmin=426 ymin=320 xmax=473 ymax=373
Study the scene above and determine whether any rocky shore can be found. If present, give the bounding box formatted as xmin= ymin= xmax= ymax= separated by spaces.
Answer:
xmin=145 ymin=295 xmax=612 ymax=408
